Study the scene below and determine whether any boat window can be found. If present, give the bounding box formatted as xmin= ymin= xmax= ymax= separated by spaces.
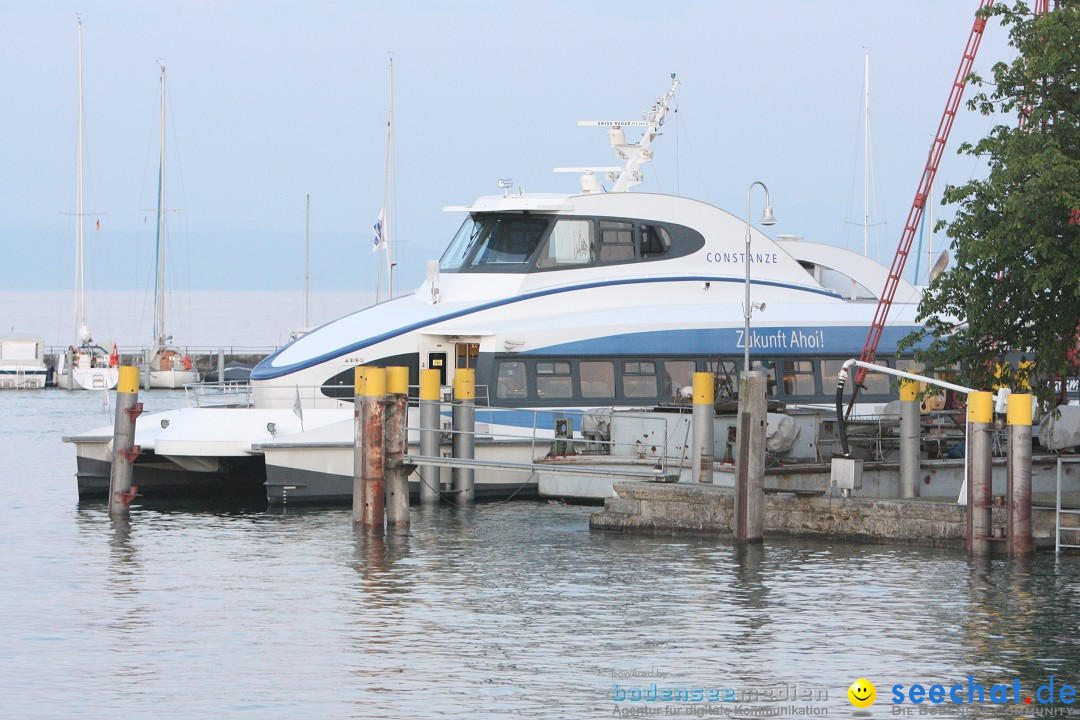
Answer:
xmin=472 ymin=217 xmax=549 ymax=268
xmin=536 ymin=361 xmax=573 ymax=399
xmin=622 ymin=360 xmax=658 ymax=398
xmin=440 ymin=215 xmax=490 ymax=270
xmin=439 ymin=214 xmax=550 ymax=271
xmin=579 ymin=361 xmax=615 ymax=399
xmin=640 ymin=224 xmax=671 ymax=257
xmin=599 ymin=221 xmax=635 ymax=262
xmin=536 ymin=219 xmax=593 ymax=269
xmin=781 ymin=360 xmax=817 ymax=397
xmin=822 ymin=359 xmax=891 ymax=396
xmin=662 ymin=360 xmax=695 ymax=401
xmin=496 ymin=361 xmax=527 ymax=399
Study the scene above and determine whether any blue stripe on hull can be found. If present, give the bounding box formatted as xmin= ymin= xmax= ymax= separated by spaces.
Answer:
xmin=253 ymin=275 xmax=844 ymax=380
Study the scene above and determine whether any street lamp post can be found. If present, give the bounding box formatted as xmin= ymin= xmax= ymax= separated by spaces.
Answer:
xmin=744 ymin=181 xmax=778 ymax=373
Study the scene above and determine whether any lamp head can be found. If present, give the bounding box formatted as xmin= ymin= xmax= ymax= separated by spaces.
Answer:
xmin=759 ymin=206 xmax=778 ymax=226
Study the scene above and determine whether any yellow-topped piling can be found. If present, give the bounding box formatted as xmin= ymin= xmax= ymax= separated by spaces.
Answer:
xmin=453 ymin=368 xmax=475 ymax=401
xmin=117 ymin=366 xmax=139 ymax=394
xmin=354 ymin=366 xmax=367 ymax=394
xmin=386 ymin=366 xmax=409 ymax=395
xmin=420 ymin=369 xmax=441 ymax=401
xmin=692 ymin=372 xmax=715 ymax=484
xmin=363 ymin=367 xmax=387 ymax=398
xmin=1006 ymin=392 xmax=1033 ymax=556
xmin=968 ymin=391 xmax=993 ymax=424
xmin=418 ymin=368 xmax=442 ymax=503
xmin=1007 ymin=393 xmax=1033 ymax=426
xmin=900 ymin=379 xmax=919 ymax=403
xmin=452 ymin=368 xmax=476 ymax=502
xmin=693 ymin=372 xmax=714 ymax=405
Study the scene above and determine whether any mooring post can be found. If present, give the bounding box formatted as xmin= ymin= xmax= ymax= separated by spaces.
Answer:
xmin=735 ymin=370 xmax=767 ymax=543
xmin=899 ymin=379 xmax=920 ymax=499
xmin=352 ymin=367 xmax=367 ymax=523
xmin=1007 ymin=393 xmax=1034 ymax=557
xmin=353 ymin=367 xmax=387 ymax=528
xmin=692 ymin=372 xmax=715 ymax=484
xmin=217 ymin=348 xmax=225 ymax=385
xmin=65 ymin=347 xmax=74 ymax=391
xmin=384 ymin=366 xmax=410 ymax=526
xmin=967 ymin=390 xmax=993 ymax=556
xmin=452 ymin=368 xmax=475 ymax=503
xmin=419 ymin=368 xmax=442 ymax=504
xmin=108 ymin=366 xmax=142 ymax=518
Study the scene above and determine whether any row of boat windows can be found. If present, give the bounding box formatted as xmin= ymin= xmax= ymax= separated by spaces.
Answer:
xmin=439 ymin=213 xmax=705 ymax=273
xmin=493 ymin=356 xmax=920 ymax=404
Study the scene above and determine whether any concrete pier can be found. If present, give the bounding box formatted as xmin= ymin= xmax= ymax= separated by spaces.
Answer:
xmin=591 ymin=482 xmax=1058 ymax=550
xmin=108 ymin=366 xmax=142 ymax=518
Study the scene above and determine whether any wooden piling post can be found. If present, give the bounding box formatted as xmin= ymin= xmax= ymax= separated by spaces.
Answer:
xmin=1007 ymin=393 xmax=1033 ymax=557
xmin=899 ymin=379 xmax=920 ymax=499
xmin=353 ymin=367 xmax=387 ymax=528
xmin=419 ymin=369 xmax=442 ymax=504
xmin=692 ymin=372 xmax=715 ymax=484
xmin=452 ymin=368 xmax=475 ymax=503
xmin=967 ymin=390 xmax=993 ymax=556
xmin=108 ymin=366 xmax=142 ymax=518
xmin=384 ymin=366 xmax=410 ymax=526
xmin=734 ymin=370 xmax=767 ymax=543
xmin=217 ymin=349 xmax=225 ymax=384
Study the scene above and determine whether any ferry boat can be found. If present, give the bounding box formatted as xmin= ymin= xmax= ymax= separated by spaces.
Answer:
xmin=66 ymin=77 xmax=927 ymax=502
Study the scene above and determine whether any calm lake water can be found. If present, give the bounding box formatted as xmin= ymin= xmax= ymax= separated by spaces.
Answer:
xmin=2 ymin=389 xmax=1080 ymax=719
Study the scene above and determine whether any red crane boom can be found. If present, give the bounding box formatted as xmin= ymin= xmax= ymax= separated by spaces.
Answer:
xmin=847 ymin=1 xmax=995 ymax=414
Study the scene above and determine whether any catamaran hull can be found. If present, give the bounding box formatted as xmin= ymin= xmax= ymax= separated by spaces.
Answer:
xmin=262 ymin=438 xmax=541 ymax=505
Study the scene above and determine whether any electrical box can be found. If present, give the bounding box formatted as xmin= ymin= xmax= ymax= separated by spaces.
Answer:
xmin=831 ymin=457 xmax=863 ymax=491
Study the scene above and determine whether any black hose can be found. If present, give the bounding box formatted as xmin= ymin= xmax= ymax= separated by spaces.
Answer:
xmin=836 ymin=368 xmax=850 ymax=457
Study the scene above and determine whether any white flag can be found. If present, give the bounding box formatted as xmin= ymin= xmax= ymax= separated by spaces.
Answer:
xmin=293 ymin=386 xmax=304 ymax=425
xmin=372 ymin=209 xmax=386 ymax=252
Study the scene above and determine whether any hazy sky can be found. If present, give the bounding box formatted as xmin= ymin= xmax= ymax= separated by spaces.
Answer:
xmin=0 ymin=1 xmax=1015 ymax=296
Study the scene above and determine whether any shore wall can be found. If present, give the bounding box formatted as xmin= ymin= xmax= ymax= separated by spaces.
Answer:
xmin=590 ymin=482 xmax=1060 ymax=550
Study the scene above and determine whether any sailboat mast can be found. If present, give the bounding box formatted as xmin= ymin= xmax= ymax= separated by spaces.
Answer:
xmin=863 ymin=49 xmax=870 ymax=260
xmin=154 ymin=64 xmax=167 ymax=350
xmin=384 ymin=57 xmax=394 ymax=300
xmin=305 ymin=193 xmax=311 ymax=327
xmin=75 ymin=18 xmax=85 ymax=341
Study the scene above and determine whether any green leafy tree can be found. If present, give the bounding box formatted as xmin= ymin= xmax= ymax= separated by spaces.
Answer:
xmin=903 ymin=1 xmax=1080 ymax=403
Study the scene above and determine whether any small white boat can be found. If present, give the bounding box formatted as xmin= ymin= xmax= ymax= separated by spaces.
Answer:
xmin=144 ymin=64 xmax=198 ymax=389
xmin=0 ymin=336 xmax=48 ymax=389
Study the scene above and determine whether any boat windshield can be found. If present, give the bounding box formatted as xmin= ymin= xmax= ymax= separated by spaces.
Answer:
xmin=440 ymin=215 xmax=550 ymax=271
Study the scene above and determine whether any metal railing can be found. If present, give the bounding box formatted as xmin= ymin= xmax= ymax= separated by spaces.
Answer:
xmin=1056 ymin=457 xmax=1080 ymax=554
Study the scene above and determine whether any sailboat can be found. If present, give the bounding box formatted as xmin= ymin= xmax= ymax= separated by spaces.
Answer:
xmin=56 ymin=18 xmax=119 ymax=392
xmin=145 ymin=64 xmax=199 ymax=389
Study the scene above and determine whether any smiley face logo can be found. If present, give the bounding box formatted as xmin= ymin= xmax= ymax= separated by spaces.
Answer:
xmin=847 ymin=678 xmax=876 ymax=708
